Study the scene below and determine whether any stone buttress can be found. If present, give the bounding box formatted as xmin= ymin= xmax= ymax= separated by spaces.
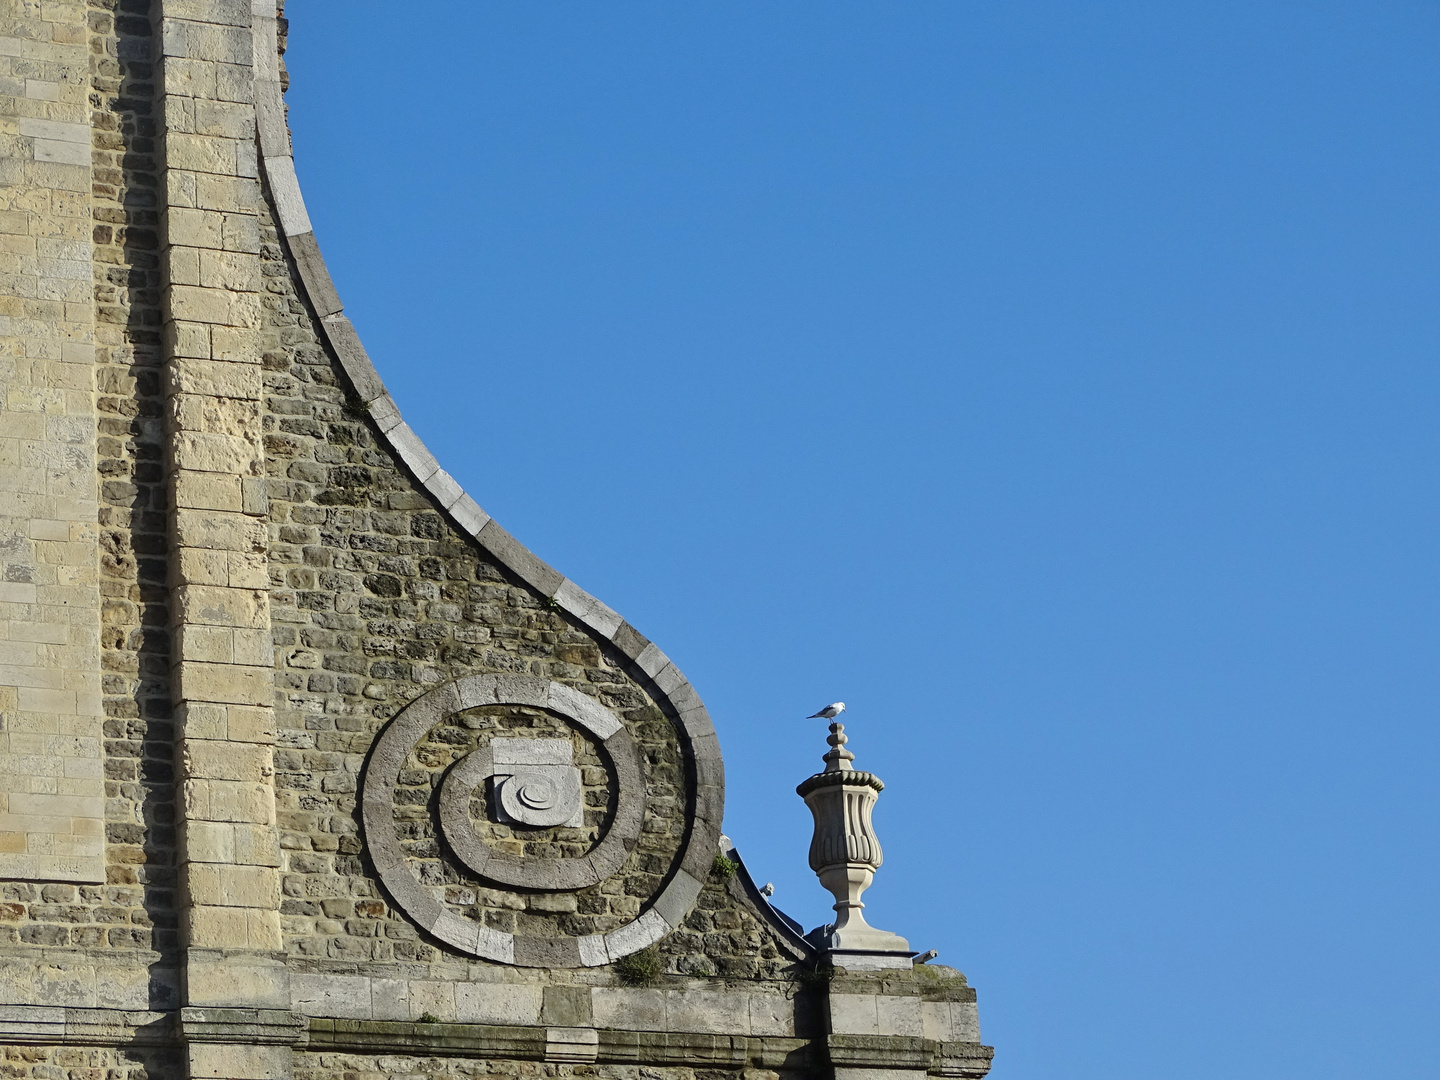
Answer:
xmin=0 ymin=2 xmax=994 ymax=1078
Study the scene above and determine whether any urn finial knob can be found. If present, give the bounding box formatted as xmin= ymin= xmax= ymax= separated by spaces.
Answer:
xmin=796 ymin=721 xmax=913 ymax=966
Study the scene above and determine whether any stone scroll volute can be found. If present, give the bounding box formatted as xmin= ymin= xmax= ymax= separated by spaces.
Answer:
xmin=361 ymin=673 xmax=715 ymax=967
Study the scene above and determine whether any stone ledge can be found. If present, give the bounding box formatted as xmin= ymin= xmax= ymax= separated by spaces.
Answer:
xmin=178 ymin=1006 xmax=308 ymax=1046
xmin=307 ymin=1018 xmax=814 ymax=1069
xmin=0 ymin=1008 xmax=991 ymax=1077
xmin=598 ymin=1028 xmax=812 ymax=1069
xmin=933 ymin=1040 xmax=998 ymax=1080
xmin=306 ymin=1018 xmax=545 ymax=1058
xmin=0 ymin=1005 xmax=170 ymax=1047
xmin=824 ymin=1033 xmax=996 ymax=1078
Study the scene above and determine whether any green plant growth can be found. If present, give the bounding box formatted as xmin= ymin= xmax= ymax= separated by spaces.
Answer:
xmin=913 ymin=961 xmax=953 ymax=981
xmin=614 ymin=945 xmax=663 ymax=985
xmin=712 ymin=852 xmax=738 ymax=879
xmin=417 ymin=1012 xmax=440 ymax=1024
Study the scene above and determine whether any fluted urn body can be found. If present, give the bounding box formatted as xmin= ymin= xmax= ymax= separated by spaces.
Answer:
xmin=797 ymin=723 xmax=912 ymax=962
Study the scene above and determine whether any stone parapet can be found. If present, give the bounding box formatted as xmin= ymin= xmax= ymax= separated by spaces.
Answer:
xmin=821 ymin=966 xmax=992 ymax=1080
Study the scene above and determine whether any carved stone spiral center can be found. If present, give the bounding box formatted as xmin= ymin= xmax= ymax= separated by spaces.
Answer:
xmin=516 ymin=779 xmax=557 ymax=809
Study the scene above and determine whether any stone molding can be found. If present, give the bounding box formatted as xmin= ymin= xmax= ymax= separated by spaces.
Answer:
xmin=0 ymin=1004 xmax=171 ymax=1047
xmin=305 ymin=1018 xmax=811 ymax=1068
xmin=247 ymin=8 xmax=726 ymax=957
xmin=304 ymin=1018 xmax=990 ymax=1076
xmin=0 ymin=1006 xmax=991 ymax=1080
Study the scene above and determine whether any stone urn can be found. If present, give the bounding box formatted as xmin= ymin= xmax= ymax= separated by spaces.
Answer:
xmin=797 ymin=722 xmax=913 ymax=965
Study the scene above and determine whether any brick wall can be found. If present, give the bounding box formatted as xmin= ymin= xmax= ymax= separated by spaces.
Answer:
xmin=1 ymin=1044 xmax=178 ymax=1080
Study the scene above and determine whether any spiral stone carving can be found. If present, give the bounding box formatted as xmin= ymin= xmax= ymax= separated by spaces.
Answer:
xmin=361 ymin=673 xmax=711 ymax=967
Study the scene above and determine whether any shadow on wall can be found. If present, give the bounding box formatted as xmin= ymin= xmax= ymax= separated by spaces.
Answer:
xmin=91 ymin=0 xmax=181 ymax=1010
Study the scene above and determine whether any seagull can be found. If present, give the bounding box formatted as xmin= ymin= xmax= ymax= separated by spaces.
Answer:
xmin=807 ymin=702 xmax=846 ymax=720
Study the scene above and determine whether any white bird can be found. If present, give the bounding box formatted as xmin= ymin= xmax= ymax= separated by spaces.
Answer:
xmin=760 ymin=883 xmax=775 ymax=897
xmin=807 ymin=702 xmax=846 ymax=720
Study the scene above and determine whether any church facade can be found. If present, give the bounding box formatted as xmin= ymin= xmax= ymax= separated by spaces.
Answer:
xmin=0 ymin=2 xmax=993 ymax=1077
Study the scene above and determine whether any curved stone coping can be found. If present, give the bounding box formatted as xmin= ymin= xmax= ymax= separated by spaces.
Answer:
xmin=436 ymin=694 xmax=646 ymax=891
xmin=362 ymin=675 xmax=710 ymax=967
xmin=247 ymin=11 xmax=724 ymax=952
xmin=720 ymin=838 xmax=816 ymax=963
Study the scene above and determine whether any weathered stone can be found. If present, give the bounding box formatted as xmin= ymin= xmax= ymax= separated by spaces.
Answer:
xmin=456 ymin=981 xmax=543 ymax=1025
xmin=285 ymin=230 xmax=341 ymax=316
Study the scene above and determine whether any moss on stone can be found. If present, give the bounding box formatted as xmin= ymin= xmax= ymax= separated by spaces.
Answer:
xmin=614 ymin=945 xmax=662 ymax=985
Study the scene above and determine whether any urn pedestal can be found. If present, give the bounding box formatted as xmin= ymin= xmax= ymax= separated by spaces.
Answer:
xmin=797 ymin=722 xmax=915 ymax=969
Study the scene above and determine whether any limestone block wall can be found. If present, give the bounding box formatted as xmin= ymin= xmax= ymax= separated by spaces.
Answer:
xmin=0 ymin=0 xmax=106 ymax=885
xmin=151 ymin=0 xmax=286 ymax=1028
xmin=0 ymin=0 xmax=180 ymax=1005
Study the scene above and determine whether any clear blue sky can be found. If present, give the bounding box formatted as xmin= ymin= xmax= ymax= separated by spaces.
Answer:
xmin=285 ymin=4 xmax=1440 ymax=1077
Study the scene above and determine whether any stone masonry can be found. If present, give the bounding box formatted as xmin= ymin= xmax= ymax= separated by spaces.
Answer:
xmin=0 ymin=2 xmax=994 ymax=1078
xmin=0 ymin=0 xmax=106 ymax=886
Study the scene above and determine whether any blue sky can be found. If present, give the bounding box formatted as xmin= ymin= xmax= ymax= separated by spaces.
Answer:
xmin=285 ymin=4 xmax=1440 ymax=1077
